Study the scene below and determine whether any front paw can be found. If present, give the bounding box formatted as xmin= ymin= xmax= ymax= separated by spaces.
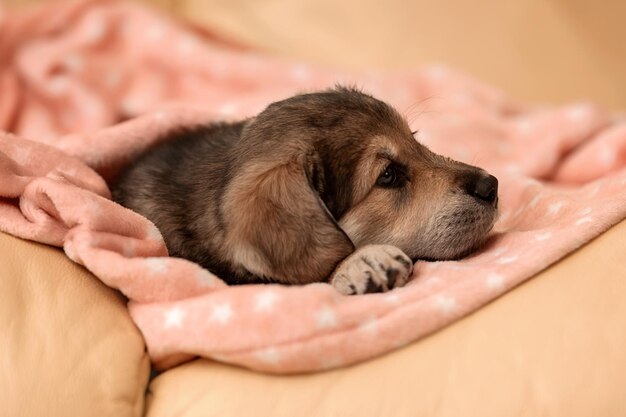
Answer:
xmin=330 ymin=245 xmax=413 ymax=295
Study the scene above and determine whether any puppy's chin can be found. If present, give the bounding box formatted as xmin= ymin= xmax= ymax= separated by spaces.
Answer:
xmin=411 ymin=230 xmax=493 ymax=262
xmin=411 ymin=205 xmax=498 ymax=262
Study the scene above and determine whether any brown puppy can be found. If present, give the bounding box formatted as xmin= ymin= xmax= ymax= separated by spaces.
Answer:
xmin=112 ymin=87 xmax=498 ymax=295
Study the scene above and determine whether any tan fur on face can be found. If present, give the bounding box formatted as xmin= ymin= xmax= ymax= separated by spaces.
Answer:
xmin=339 ymin=141 xmax=497 ymax=260
xmin=350 ymin=135 xmax=400 ymax=201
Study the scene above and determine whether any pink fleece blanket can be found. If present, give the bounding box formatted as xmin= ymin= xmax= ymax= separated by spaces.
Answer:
xmin=2 ymin=0 xmax=626 ymax=373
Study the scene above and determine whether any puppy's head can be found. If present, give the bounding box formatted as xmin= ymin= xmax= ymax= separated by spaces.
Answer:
xmin=223 ymin=87 xmax=498 ymax=283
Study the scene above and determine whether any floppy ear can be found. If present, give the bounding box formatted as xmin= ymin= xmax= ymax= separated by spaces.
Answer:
xmin=222 ymin=152 xmax=355 ymax=284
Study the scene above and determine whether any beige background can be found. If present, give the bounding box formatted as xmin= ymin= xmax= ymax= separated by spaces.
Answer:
xmin=6 ymin=0 xmax=626 ymax=109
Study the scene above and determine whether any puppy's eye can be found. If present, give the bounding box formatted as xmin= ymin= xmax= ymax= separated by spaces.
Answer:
xmin=377 ymin=165 xmax=399 ymax=188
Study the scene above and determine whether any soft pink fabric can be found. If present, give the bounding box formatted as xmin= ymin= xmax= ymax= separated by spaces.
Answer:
xmin=1 ymin=0 xmax=626 ymax=373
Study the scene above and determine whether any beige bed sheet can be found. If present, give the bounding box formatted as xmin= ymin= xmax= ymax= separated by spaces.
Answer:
xmin=0 ymin=232 xmax=150 ymax=417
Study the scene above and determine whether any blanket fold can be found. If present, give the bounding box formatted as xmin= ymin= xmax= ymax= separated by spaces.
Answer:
xmin=1 ymin=0 xmax=625 ymax=373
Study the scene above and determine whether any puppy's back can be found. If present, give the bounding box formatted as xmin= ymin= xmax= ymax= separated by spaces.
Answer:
xmin=111 ymin=122 xmax=245 ymax=275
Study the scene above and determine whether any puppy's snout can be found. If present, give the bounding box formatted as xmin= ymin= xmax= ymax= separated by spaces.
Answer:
xmin=463 ymin=173 xmax=498 ymax=206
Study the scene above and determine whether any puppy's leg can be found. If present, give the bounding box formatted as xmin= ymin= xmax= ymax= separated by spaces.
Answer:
xmin=330 ymin=245 xmax=413 ymax=295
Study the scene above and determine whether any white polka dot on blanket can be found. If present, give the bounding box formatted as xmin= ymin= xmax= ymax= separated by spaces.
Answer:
xmin=209 ymin=302 xmax=233 ymax=325
xmin=315 ymin=306 xmax=338 ymax=329
xmin=196 ymin=269 xmax=217 ymax=287
xmin=514 ymin=117 xmax=534 ymax=134
xmin=490 ymin=247 xmax=507 ymax=258
xmin=424 ymin=66 xmax=449 ymax=80
xmin=147 ymin=24 xmax=166 ymax=41
xmin=358 ymin=317 xmax=378 ymax=335
xmin=496 ymin=255 xmax=518 ymax=265
xmin=505 ymin=164 xmax=523 ymax=174
xmin=565 ymin=104 xmax=593 ymax=122
xmin=145 ymin=223 xmax=163 ymax=241
xmin=513 ymin=205 xmax=525 ymax=218
xmin=547 ymin=201 xmax=564 ymax=216
xmin=434 ymin=295 xmax=457 ymax=314
xmin=416 ymin=130 xmax=435 ymax=145
xmin=209 ymin=353 xmax=229 ymax=363
xmin=534 ymin=231 xmax=553 ymax=241
xmin=85 ymin=19 xmax=106 ymax=43
xmin=447 ymin=263 xmax=471 ymax=270
xmin=163 ymin=306 xmax=185 ymax=329
xmin=152 ymin=111 xmax=167 ymax=121
xmin=524 ymin=177 xmax=542 ymax=187
xmin=289 ymin=64 xmax=313 ymax=81
xmin=485 ymin=272 xmax=505 ymax=290
xmin=63 ymin=241 xmax=79 ymax=263
xmin=254 ymin=289 xmax=280 ymax=312
xmin=588 ymin=183 xmax=603 ymax=196
xmin=384 ymin=293 xmax=402 ymax=304
xmin=598 ymin=147 xmax=617 ymax=167
xmin=575 ymin=216 xmax=594 ymax=226
xmin=528 ymin=193 xmax=543 ymax=209
xmin=391 ymin=337 xmax=413 ymax=350
xmin=218 ymin=102 xmax=238 ymax=116
xmin=146 ymin=257 xmax=168 ymax=274
xmin=85 ymin=198 xmax=104 ymax=218
xmin=497 ymin=211 xmax=510 ymax=224
xmin=121 ymin=97 xmax=143 ymax=115
xmin=320 ymin=356 xmax=344 ymax=370
xmin=426 ymin=275 xmax=443 ymax=285
xmin=256 ymin=348 xmax=281 ymax=364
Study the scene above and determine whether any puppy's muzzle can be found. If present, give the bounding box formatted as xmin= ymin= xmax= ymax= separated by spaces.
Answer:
xmin=462 ymin=173 xmax=499 ymax=207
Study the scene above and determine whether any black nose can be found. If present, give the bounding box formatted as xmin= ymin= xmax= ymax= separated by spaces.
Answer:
xmin=464 ymin=174 xmax=498 ymax=205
